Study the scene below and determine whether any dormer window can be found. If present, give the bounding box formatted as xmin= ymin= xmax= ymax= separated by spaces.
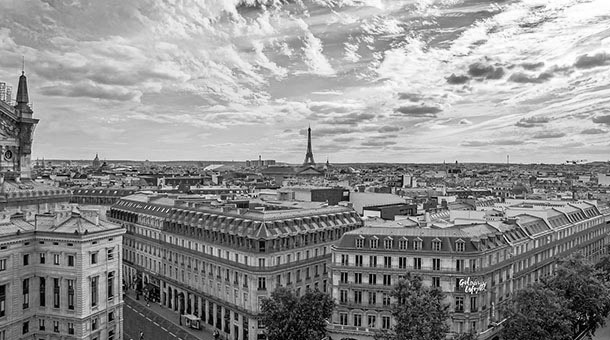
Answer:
xmin=384 ymin=237 xmax=393 ymax=249
xmin=456 ymin=239 xmax=465 ymax=252
xmin=356 ymin=236 xmax=364 ymax=248
xmin=370 ymin=237 xmax=379 ymax=249
xmin=413 ymin=238 xmax=422 ymax=251
xmin=399 ymin=238 xmax=408 ymax=250
xmin=432 ymin=238 xmax=442 ymax=251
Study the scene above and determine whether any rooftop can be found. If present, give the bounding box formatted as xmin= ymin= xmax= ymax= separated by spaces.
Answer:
xmin=0 ymin=179 xmax=70 ymax=202
xmin=0 ymin=208 xmax=121 ymax=237
xmin=111 ymin=193 xmax=362 ymax=239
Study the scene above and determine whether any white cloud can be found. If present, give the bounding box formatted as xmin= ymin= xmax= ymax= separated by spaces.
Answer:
xmin=0 ymin=0 xmax=608 ymax=162
xmin=300 ymin=31 xmax=336 ymax=76
xmin=344 ymin=41 xmax=361 ymax=62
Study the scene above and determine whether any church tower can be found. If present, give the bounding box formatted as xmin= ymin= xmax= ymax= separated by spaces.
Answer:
xmin=10 ymin=70 xmax=38 ymax=179
xmin=303 ymin=125 xmax=316 ymax=167
xmin=93 ymin=153 xmax=101 ymax=170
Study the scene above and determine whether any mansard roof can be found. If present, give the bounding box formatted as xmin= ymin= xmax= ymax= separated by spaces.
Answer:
xmin=336 ymin=201 xmax=605 ymax=254
xmin=112 ymin=198 xmax=172 ymax=218
xmin=516 ymin=214 xmax=552 ymax=236
xmin=336 ymin=220 xmax=506 ymax=253
xmin=167 ymin=205 xmax=361 ymax=239
xmin=112 ymin=194 xmax=362 ymax=239
xmin=72 ymin=188 xmax=137 ymax=197
xmin=0 ymin=209 xmax=122 ymax=237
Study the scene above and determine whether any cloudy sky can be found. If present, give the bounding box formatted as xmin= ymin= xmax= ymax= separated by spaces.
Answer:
xmin=1 ymin=0 xmax=610 ymax=163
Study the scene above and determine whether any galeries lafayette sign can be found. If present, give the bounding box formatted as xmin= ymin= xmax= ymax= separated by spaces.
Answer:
xmin=459 ymin=277 xmax=487 ymax=294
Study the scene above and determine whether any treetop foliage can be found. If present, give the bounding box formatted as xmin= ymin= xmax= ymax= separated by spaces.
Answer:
xmin=501 ymin=283 xmax=577 ymax=340
xmin=376 ymin=273 xmax=450 ymax=340
xmin=502 ymin=253 xmax=610 ymax=340
xmin=260 ymin=287 xmax=335 ymax=340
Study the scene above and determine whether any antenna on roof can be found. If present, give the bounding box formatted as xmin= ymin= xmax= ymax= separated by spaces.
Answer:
xmin=22 ymin=56 xmax=25 ymax=75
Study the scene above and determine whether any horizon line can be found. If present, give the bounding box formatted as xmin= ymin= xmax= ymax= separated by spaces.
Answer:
xmin=33 ymin=159 xmax=610 ymax=165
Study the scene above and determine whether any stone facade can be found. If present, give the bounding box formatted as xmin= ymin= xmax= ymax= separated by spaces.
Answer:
xmin=0 ymin=210 xmax=125 ymax=340
xmin=109 ymin=193 xmax=363 ymax=340
xmin=0 ymin=72 xmax=126 ymax=340
xmin=329 ymin=201 xmax=610 ymax=340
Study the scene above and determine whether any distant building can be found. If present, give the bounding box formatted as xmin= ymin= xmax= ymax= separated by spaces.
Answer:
xmin=187 ymin=187 xmax=248 ymax=196
xmin=245 ymin=156 xmax=276 ymax=168
xmin=598 ymin=174 xmax=610 ymax=186
xmin=71 ymin=187 xmax=138 ymax=206
xmin=261 ymin=165 xmax=325 ymax=184
xmin=446 ymin=189 xmax=494 ymax=199
xmin=401 ymin=174 xmax=413 ymax=188
xmin=278 ymin=186 xmax=349 ymax=205
xmin=0 ymin=82 xmax=12 ymax=104
xmin=349 ymin=192 xmax=407 ymax=215
xmin=259 ymin=126 xmax=325 ymax=183
xmin=92 ymin=153 xmax=101 ymax=170
xmin=362 ymin=203 xmax=417 ymax=220
xmin=0 ymin=71 xmax=125 ymax=340
xmin=260 ymin=166 xmax=295 ymax=184
xmin=159 ymin=176 xmax=205 ymax=187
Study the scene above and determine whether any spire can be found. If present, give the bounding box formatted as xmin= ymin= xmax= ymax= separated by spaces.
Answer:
xmin=15 ymin=63 xmax=30 ymax=112
xmin=303 ymin=125 xmax=315 ymax=166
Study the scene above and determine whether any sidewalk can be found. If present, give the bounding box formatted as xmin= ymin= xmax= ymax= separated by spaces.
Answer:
xmin=124 ymin=289 xmax=216 ymax=340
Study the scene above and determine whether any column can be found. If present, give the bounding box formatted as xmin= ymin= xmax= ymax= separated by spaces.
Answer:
xmin=174 ymin=289 xmax=179 ymax=312
xmin=168 ymin=286 xmax=173 ymax=309
xmin=221 ymin=305 xmax=226 ymax=334
xmin=203 ymin=298 xmax=209 ymax=325
xmin=161 ymin=285 xmax=166 ymax=306
xmin=213 ymin=302 xmax=218 ymax=329
xmin=193 ymin=295 xmax=198 ymax=316
xmin=237 ymin=313 xmax=243 ymax=340
xmin=187 ymin=292 xmax=192 ymax=314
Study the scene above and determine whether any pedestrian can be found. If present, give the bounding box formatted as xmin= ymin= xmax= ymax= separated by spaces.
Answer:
xmin=139 ymin=330 xmax=144 ymax=340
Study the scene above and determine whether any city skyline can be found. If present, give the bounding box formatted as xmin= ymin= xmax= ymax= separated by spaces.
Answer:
xmin=1 ymin=0 xmax=610 ymax=163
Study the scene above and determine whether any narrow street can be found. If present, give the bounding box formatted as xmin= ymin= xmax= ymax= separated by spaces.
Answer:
xmin=124 ymin=293 xmax=215 ymax=340
xmin=124 ymin=302 xmax=204 ymax=340
xmin=592 ymin=318 xmax=610 ymax=340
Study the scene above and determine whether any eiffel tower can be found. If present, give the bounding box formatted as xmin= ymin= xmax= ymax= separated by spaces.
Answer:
xmin=303 ymin=125 xmax=316 ymax=167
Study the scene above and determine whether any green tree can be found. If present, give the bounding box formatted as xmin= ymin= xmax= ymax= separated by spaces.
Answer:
xmin=594 ymin=254 xmax=610 ymax=284
xmin=451 ymin=330 xmax=477 ymax=340
xmin=501 ymin=283 xmax=576 ymax=340
xmin=375 ymin=274 xmax=450 ymax=340
xmin=545 ymin=253 xmax=610 ymax=334
xmin=260 ymin=287 xmax=335 ymax=340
